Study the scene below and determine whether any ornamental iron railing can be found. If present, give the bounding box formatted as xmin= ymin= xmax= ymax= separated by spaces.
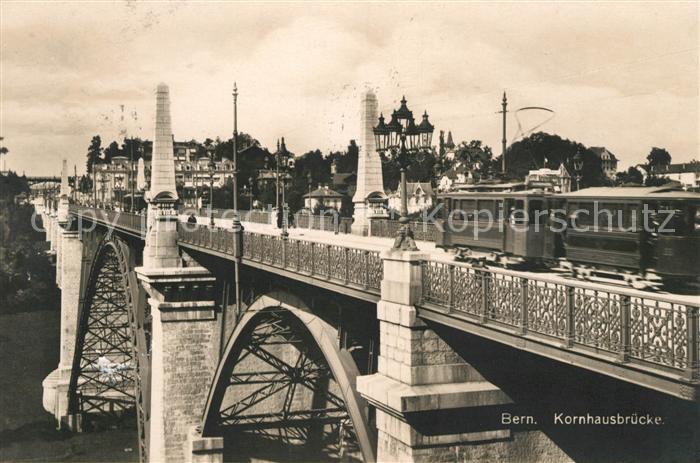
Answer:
xmin=70 ymin=205 xmax=146 ymax=236
xmin=369 ymin=218 xmax=438 ymax=242
xmin=420 ymin=260 xmax=700 ymax=380
xmin=177 ymin=224 xmax=383 ymax=294
xmin=294 ymin=212 xmax=353 ymax=234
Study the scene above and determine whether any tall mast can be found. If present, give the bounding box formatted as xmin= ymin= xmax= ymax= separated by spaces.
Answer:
xmin=501 ymin=92 xmax=508 ymax=174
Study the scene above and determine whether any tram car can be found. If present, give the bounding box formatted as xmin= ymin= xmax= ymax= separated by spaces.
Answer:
xmin=560 ymin=186 xmax=700 ymax=285
xmin=434 ymin=189 xmax=563 ymax=266
xmin=435 ymin=185 xmax=700 ymax=287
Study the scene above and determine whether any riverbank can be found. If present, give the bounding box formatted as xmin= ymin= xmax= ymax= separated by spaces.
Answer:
xmin=0 ymin=307 xmax=138 ymax=461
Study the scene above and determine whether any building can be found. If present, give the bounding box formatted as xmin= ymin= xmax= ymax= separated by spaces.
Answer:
xmin=304 ymin=185 xmax=344 ymax=210
xmin=438 ymin=164 xmax=471 ymax=192
xmin=657 ymin=162 xmax=700 ymax=190
xmin=387 ymin=182 xmax=434 ymax=214
xmin=91 ymin=139 xmax=243 ymax=208
xmin=526 ymin=164 xmax=571 ymax=192
xmin=590 ymin=147 xmax=618 ymax=178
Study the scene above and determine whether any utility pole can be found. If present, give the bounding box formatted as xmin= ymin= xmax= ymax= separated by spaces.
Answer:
xmin=499 ymin=92 xmax=508 ymax=174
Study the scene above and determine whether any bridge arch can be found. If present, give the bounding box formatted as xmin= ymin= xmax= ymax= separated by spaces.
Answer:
xmin=67 ymin=235 xmax=150 ymax=462
xmin=202 ymin=290 xmax=376 ymax=462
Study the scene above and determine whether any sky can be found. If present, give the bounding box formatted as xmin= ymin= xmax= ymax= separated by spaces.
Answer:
xmin=1 ymin=1 xmax=698 ymax=176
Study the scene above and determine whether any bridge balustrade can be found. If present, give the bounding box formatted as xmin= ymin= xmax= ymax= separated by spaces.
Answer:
xmin=178 ymin=207 xmax=272 ymax=225
xmin=294 ymin=211 xmax=353 ymax=234
xmin=69 ymin=205 xmax=146 ymax=236
xmin=369 ymin=218 xmax=438 ymax=241
xmin=421 ymin=259 xmax=700 ymax=381
xmin=177 ymin=223 xmax=384 ymax=293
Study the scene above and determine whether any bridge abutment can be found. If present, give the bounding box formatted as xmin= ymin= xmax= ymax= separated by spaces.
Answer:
xmin=358 ymin=250 xmax=571 ymax=462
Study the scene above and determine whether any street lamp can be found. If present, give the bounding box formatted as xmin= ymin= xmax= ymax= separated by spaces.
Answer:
xmin=374 ymin=96 xmax=434 ymax=251
xmin=307 ymin=172 xmax=313 ymax=212
xmin=115 ymin=175 xmax=124 ymax=210
xmin=275 ymin=137 xmax=294 ymax=238
xmin=208 ymin=157 xmax=216 ymax=227
xmin=247 ymin=176 xmax=254 ymax=210
xmin=573 ymin=150 xmax=584 ymax=191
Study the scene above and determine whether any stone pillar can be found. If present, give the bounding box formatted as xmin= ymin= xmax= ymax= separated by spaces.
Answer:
xmin=137 ymin=82 xmax=223 ymax=463
xmin=137 ymin=267 xmax=221 ymax=463
xmin=352 ymin=89 xmax=386 ymax=236
xmin=358 ymin=250 xmax=570 ymax=462
xmin=42 ymin=229 xmax=83 ymax=426
xmin=55 ymin=223 xmax=65 ymax=287
xmin=44 ymin=208 xmax=52 ymax=242
xmin=50 ymin=213 xmax=59 ymax=253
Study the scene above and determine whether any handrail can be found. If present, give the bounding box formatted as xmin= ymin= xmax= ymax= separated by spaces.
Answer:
xmin=421 ymin=259 xmax=699 ymax=379
xmin=177 ymin=224 xmax=383 ymax=293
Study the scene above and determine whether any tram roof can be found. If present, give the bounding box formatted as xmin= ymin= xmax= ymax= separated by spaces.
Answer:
xmin=437 ymin=189 xmax=552 ymax=198
xmin=560 ymin=186 xmax=700 ymax=200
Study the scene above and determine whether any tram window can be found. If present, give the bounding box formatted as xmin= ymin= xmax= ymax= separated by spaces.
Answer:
xmin=528 ymin=200 xmax=545 ymax=225
xmin=477 ymin=200 xmax=496 ymax=221
xmin=461 ymin=199 xmax=476 ymax=216
xmin=694 ymin=206 xmax=700 ymax=233
xmin=571 ymin=203 xmax=594 ymax=226
xmin=510 ymin=199 xmax=528 ymax=226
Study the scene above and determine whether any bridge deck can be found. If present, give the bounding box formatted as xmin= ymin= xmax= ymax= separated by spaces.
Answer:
xmin=67 ymin=206 xmax=700 ymax=400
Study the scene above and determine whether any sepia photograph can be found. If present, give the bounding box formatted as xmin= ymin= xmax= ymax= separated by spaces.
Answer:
xmin=0 ymin=1 xmax=698 ymax=462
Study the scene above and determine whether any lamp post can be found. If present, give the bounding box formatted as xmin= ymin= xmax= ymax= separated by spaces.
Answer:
xmin=232 ymin=83 xmax=242 ymax=233
xmin=115 ymin=175 xmax=124 ymax=210
xmin=275 ymin=138 xmax=294 ymax=237
xmin=129 ymin=138 xmax=135 ymax=212
xmin=247 ymin=176 xmax=254 ymax=210
xmin=373 ymin=96 xmax=434 ymax=251
xmin=573 ymin=150 xmax=584 ymax=191
xmin=208 ymin=158 xmax=216 ymax=227
xmin=100 ymin=172 xmax=107 ymax=208
xmin=307 ymin=172 xmax=313 ymax=212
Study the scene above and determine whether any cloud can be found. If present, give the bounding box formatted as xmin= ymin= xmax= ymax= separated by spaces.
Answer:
xmin=0 ymin=2 xmax=697 ymax=176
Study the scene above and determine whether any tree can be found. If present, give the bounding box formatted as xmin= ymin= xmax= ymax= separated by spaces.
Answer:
xmin=86 ymin=135 xmax=102 ymax=173
xmin=615 ymin=166 xmax=643 ymax=185
xmin=121 ymin=137 xmax=146 ymax=161
xmin=646 ymin=147 xmax=671 ymax=173
xmin=0 ymin=137 xmax=9 ymax=163
xmin=328 ymin=140 xmax=359 ymax=174
xmin=103 ymin=141 xmax=121 ymax=164
xmin=78 ymin=175 xmax=93 ymax=193
xmin=505 ymin=132 xmax=606 ymax=187
xmin=454 ymin=140 xmax=494 ymax=180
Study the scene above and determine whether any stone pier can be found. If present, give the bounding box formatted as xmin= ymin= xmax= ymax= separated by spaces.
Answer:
xmin=43 ymin=160 xmax=84 ymax=427
xmin=137 ymin=83 xmax=224 ymax=463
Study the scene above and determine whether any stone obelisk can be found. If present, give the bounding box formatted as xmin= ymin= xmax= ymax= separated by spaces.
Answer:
xmin=352 ymin=89 xmax=386 ymax=235
xmin=57 ymin=159 xmax=70 ymax=223
xmin=143 ymin=83 xmax=180 ymax=268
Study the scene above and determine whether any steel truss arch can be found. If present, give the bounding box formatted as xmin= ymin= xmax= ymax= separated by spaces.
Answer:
xmin=202 ymin=291 xmax=376 ymax=462
xmin=67 ymin=236 xmax=151 ymax=462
